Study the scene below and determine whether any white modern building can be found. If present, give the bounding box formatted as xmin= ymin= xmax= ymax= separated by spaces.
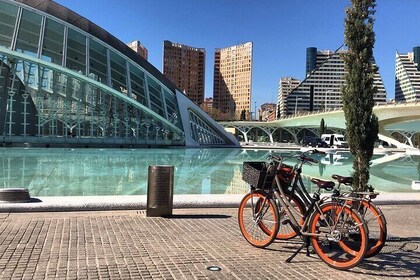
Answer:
xmin=0 ymin=0 xmax=238 ymax=147
xmin=395 ymin=47 xmax=420 ymax=102
xmin=277 ymin=77 xmax=300 ymax=118
xmin=284 ymin=46 xmax=387 ymax=116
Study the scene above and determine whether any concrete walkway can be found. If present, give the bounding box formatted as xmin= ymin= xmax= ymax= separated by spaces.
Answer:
xmin=0 ymin=204 xmax=419 ymax=279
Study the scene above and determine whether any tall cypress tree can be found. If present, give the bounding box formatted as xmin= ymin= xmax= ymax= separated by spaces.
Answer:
xmin=342 ymin=0 xmax=379 ymax=191
xmin=319 ymin=118 xmax=326 ymax=137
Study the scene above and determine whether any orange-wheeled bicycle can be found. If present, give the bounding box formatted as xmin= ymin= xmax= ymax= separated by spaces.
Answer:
xmin=238 ymin=154 xmax=369 ymax=270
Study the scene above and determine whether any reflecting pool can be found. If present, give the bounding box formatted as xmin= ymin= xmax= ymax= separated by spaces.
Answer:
xmin=0 ymin=148 xmax=418 ymax=196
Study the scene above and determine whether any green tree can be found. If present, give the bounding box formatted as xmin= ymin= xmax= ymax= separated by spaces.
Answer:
xmin=342 ymin=0 xmax=379 ymax=191
xmin=240 ymin=109 xmax=246 ymax=120
xmin=418 ymin=158 xmax=420 ymax=181
xmin=319 ymin=118 xmax=327 ymax=136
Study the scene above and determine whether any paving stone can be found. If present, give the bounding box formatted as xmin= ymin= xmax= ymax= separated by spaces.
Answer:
xmin=0 ymin=206 xmax=418 ymax=279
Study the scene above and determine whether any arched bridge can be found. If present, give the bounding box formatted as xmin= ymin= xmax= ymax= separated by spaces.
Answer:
xmin=220 ymin=102 xmax=420 ymax=148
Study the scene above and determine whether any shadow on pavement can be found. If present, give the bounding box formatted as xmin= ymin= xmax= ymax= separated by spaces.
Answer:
xmin=354 ymin=236 xmax=420 ymax=278
xmin=165 ymin=214 xmax=232 ymax=219
xmin=255 ymin=236 xmax=420 ymax=276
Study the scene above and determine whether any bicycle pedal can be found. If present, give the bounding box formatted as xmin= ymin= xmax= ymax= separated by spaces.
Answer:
xmin=281 ymin=219 xmax=290 ymax=225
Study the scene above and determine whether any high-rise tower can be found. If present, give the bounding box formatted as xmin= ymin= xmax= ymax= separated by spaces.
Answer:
xmin=395 ymin=47 xmax=420 ymax=102
xmin=285 ymin=47 xmax=387 ymax=115
xmin=213 ymin=42 xmax=253 ymax=120
xmin=277 ymin=77 xmax=301 ymax=118
xmin=163 ymin=40 xmax=205 ymax=105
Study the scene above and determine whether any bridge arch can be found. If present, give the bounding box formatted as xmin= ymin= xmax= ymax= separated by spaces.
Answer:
xmin=220 ymin=102 xmax=420 ymax=148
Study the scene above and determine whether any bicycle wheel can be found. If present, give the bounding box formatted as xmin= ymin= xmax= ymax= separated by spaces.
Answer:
xmin=309 ymin=203 xmax=368 ymax=270
xmin=238 ymin=190 xmax=279 ymax=248
xmin=357 ymin=200 xmax=387 ymax=258
xmin=258 ymin=193 xmax=304 ymax=240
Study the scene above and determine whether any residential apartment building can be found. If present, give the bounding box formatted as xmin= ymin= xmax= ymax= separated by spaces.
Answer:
xmin=277 ymin=77 xmax=301 ymax=118
xmin=163 ymin=40 xmax=205 ymax=105
xmin=127 ymin=40 xmax=148 ymax=60
xmin=213 ymin=42 xmax=253 ymax=120
xmin=284 ymin=47 xmax=387 ymax=115
xmin=395 ymin=47 xmax=420 ymax=102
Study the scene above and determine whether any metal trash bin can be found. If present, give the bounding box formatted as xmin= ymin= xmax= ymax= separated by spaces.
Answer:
xmin=147 ymin=165 xmax=174 ymax=217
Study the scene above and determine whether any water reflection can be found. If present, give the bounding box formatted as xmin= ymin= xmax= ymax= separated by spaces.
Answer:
xmin=0 ymin=148 xmax=418 ymax=196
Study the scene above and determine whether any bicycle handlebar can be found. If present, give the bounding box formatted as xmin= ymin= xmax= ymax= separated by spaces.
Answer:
xmin=311 ymin=149 xmax=326 ymax=155
xmin=267 ymin=149 xmax=322 ymax=165
xmin=295 ymin=154 xmax=318 ymax=164
xmin=296 ymin=150 xmax=321 ymax=164
xmin=267 ymin=154 xmax=283 ymax=163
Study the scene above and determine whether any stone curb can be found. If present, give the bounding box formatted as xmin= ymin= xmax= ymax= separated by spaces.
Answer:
xmin=0 ymin=193 xmax=419 ymax=212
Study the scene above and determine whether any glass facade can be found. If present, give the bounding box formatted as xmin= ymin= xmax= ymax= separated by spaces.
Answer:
xmin=0 ymin=0 xmax=237 ymax=147
xmin=0 ymin=1 xmax=17 ymax=48
xmin=41 ymin=18 xmax=64 ymax=65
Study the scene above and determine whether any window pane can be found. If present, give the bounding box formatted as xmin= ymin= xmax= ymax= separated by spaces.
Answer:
xmin=41 ymin=18 xmax=64 ymax=65
xmin=67 ymin=28 xmax=86 ymax=74
xmin=0 ymin=2 xmax=18 ymax=48
xmin=164 ymin=89 xmax=179 ymax=120
xmin=110 ymin=50 xmax=127 ymax=92
xmin=88 ymin=39 xmax=107 ymax=84
xmin=129 ymin=63 xmax=146 ymax=105
xmin=147 ymin=76 xmax=164 ymax=116
xmin=15 ymin=9 xmax=42 ymax=57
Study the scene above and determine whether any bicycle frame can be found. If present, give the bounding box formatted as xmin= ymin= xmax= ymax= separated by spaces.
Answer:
xmin=271 ymin=165 xmax=340 ymax=240
xmin=283 ymin=156 xmax=372 ymax=224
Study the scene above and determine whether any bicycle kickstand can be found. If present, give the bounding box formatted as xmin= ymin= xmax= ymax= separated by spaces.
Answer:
xmin=285 ymin=237 xmax=310 ymax=263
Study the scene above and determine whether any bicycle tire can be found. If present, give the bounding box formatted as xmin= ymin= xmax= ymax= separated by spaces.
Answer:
xmin=257 ymin=193 xmax=305 ymax=240
xmin=309 ymin=203 xmax=368 ymax=270
xmin=238 ymin=190 xmax=279 ymax=248
xmin=358 ymin=200 xmax=387 ymax=258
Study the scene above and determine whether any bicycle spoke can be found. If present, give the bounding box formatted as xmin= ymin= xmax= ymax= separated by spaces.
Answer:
xmin=310 ymin=204 xmax=368 ymax=270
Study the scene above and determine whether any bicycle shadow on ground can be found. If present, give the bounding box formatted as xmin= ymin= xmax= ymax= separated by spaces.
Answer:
xmin=264 ymin=240 xmax=316 ymax=257
xmin=351 ymin=236 xmax=420 ymax=278
xmin=262 ymin=236 xmax=420 ymax=275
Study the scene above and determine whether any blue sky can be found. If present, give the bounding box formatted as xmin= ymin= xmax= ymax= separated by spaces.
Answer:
xmin=56 ymin=0 xmax=420 ymax=109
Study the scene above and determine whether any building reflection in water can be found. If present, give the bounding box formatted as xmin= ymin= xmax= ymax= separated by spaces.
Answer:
xmin=0 ymin=148 xmax=418 ymax=196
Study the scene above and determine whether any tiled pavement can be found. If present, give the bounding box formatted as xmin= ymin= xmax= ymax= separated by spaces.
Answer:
xmin=0 ymin=205 xmax=419 ymax=280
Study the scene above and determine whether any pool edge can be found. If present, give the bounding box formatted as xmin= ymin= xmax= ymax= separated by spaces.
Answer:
xmin=0 ymin=193 xmax=419 ymax=212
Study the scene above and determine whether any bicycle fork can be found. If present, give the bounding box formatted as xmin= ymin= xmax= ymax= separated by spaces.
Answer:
xmin=252 ymin=195 xmax=271 ymax=224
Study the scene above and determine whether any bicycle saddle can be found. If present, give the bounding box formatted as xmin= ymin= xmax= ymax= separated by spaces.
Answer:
xmin=332 ymin=174 xmax=353 ymax=185
xmin=311 ymin=178 xmax=335 ymax=191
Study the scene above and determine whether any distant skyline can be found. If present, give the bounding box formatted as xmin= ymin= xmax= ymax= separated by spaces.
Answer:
xmin=55 ymin=0 xmax=420 ymax=110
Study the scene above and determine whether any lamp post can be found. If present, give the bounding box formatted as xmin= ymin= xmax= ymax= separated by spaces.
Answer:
xmin=294 ymin=97 xmax=302 ymax=115
xmin=254 ymin=102 xmax=257 ymax=120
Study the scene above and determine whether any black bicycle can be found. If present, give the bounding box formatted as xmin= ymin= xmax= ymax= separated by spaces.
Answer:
xmin=238 ymin=153 xmax=369 ymax=270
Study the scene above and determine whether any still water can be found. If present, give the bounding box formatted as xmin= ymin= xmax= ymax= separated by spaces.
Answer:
xmin=0 ymin=148 xmax=418 ymax=196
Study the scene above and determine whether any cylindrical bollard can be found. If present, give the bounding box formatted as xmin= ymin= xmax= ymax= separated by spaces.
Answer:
xmin=147 ymin=165 xmax=174 ymax=217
